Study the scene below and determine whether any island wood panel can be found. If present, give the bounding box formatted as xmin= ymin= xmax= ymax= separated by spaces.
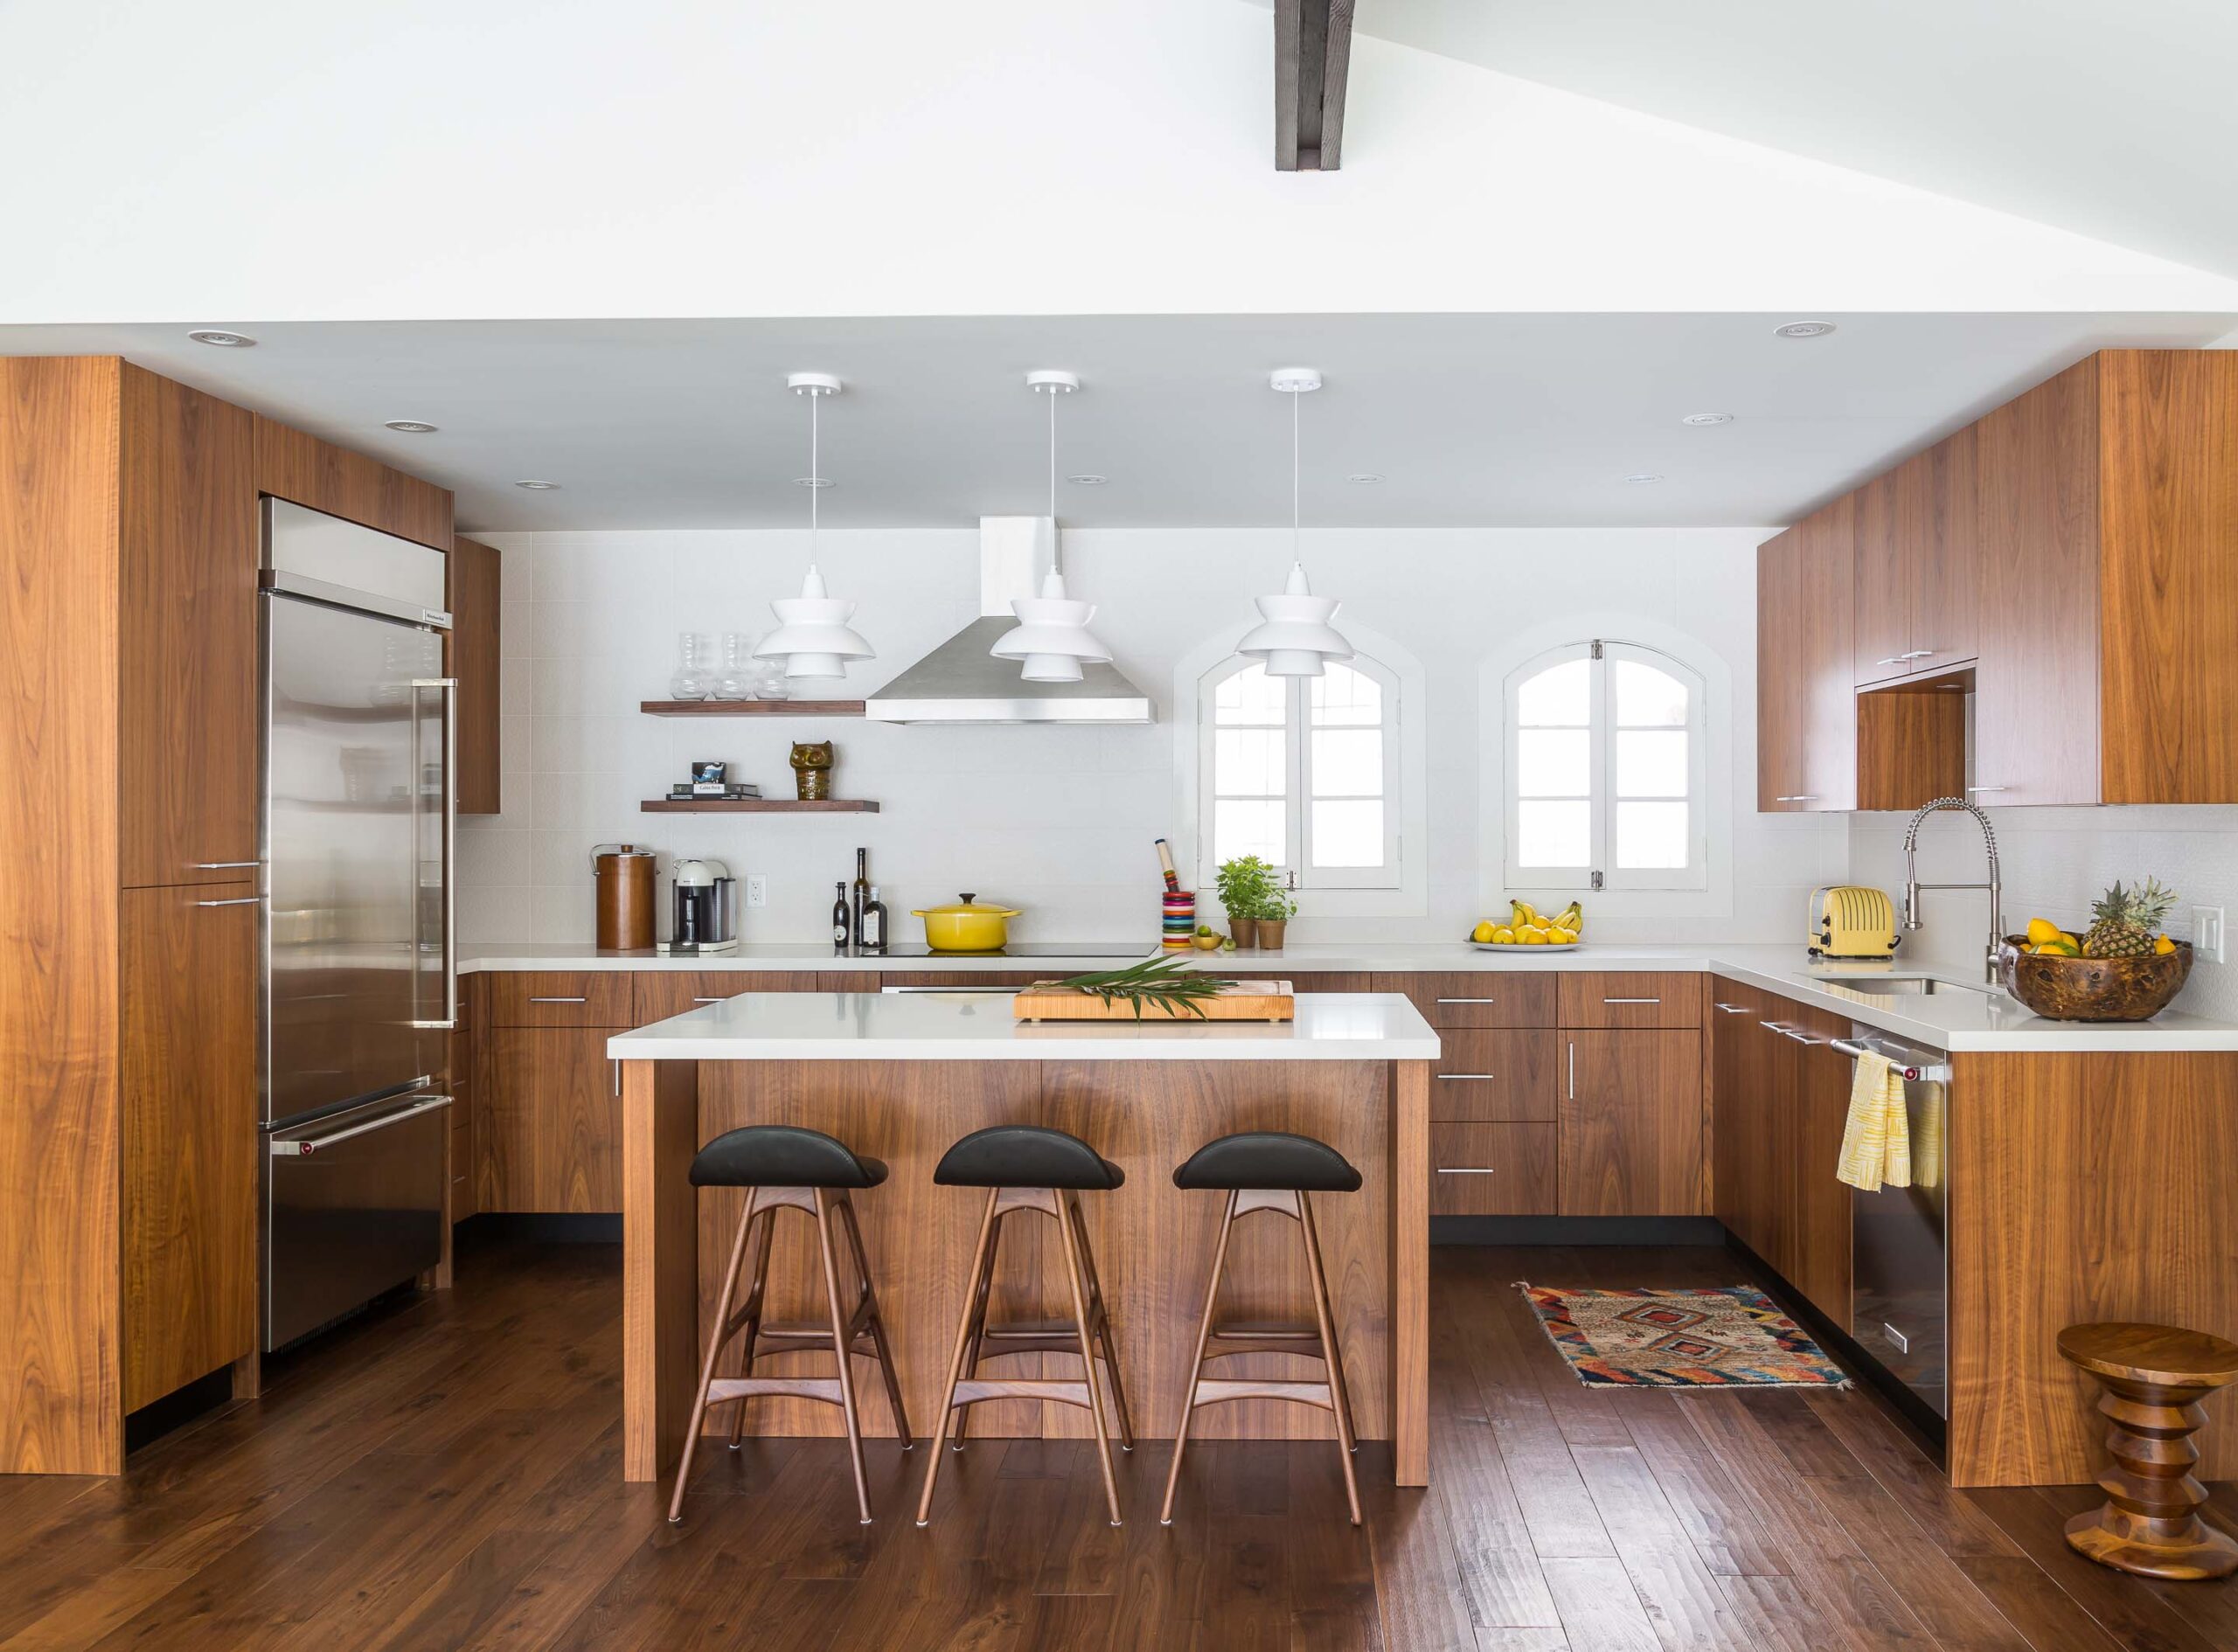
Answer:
xmin=120 ymin=882 xmax=259 ymax=1411
xmin=481 ymin=1026 xmax=622 ymax=1213
xmin=486 ymin=971 xmax=636 ymax=1027
xmin=1429 ymin=1122 xmax=1555 ymax=1214
xmin=682 ymin=1059 xmax=1400 ymax=1452
xmin=1373 ymin=971 xmax=1554 ymax=1029
xmin=0 ymin=357 xmax=125 ymax=1475
xmin=1428 ymin=1030 xmax=1557 ymax=1121
xmin=2096 ymin=350 xmax=2238 ymax=803
xmin=632 ymin=970 xmax=881 ymax=1024
xmin=1755 ymin=526 xmax=1804 ymax=810
xmin=448 ymin=535 xmax=502 ymax=816
xmin=1974 ymin=356 xmax=2101 ymax=805
xmin=117 ymin=365 xmax=259 ymax=887
xmin=1558 ymin=971 xmax=1700 ymax=1029
xmin=250 ymin=414 xmax=452 ymax=550
xmin=1948 ymin=1048 xmax=2238 ymax=1487
xmin=1558 ymin=1030 xmax=1702 ymax=1217
xmin=622 ymin=1059 xmax=701 ymax=1482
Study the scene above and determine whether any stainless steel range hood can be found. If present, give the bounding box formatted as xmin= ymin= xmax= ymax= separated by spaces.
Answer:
xmin=863 ymin=517 xmax=1153 ymax=724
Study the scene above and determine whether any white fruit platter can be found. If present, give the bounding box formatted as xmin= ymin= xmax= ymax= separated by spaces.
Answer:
xmin=1468 ymin=941 xmax=1583 ymax=954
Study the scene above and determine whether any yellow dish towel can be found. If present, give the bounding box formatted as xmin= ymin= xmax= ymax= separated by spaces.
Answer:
xmin=1912 ymin=1080 xmax=1943 ymax=1189
xmin=1836 ymin=1050 xmax=1911 ymax=1192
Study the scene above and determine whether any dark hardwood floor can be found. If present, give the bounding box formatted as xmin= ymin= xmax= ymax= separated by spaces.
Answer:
xmin=3 ymin=1232 xmax=2233 ymax=1650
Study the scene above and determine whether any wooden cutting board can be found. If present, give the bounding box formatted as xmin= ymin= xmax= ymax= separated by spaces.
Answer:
xmin=1011 ymin=979 xmax=1296 ymax=1022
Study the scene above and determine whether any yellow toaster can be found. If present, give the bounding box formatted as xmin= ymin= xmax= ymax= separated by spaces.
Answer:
xmin=1809 ymin=885 xmax=1900 ymax=960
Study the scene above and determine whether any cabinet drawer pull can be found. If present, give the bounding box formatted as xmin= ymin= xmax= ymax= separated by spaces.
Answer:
xmin=1435 ymin=1167 xmax=1498 ymax=1176
xmin=195 ymin=894 xmax=265 ymax=907
xmin=1567 ymin=1041 xmax=1575 ymax=1100
xmin=1435 ymin=997 xmax=1498 ymax=1004
xmin=1900 ymin=649 xmax=1936 ymax=660
xmin=1602 ymin=996 xmax=1659 ymax=1004
xmin=692 ymin=996 xmax=727 ymax=1003
xmin=1965 ymin=786 xmax=2009 ymax=794
xmin=1760 ymin=1019 xmax=1825 ymax=1045
xmin=1872 ymin=656 xmax=1906 ymax=668
xmin=1713 ymin=1002 xmax=1755 ymax=1015
xmin=1435 ymin=1072 xmax=1496 ymax=1081
xmin=194 ymin=860 xmax=262 ymax=869
xmin=528 ymin=996 xmax=589 ymax=1003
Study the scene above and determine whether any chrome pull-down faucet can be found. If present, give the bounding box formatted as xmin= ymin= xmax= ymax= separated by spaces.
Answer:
xmin=1901 ymin=795 xmax=2003 ymax=984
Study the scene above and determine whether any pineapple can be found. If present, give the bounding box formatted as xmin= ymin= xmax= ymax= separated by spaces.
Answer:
xmin=2082 ymin=878 xmax=2176 ymax=959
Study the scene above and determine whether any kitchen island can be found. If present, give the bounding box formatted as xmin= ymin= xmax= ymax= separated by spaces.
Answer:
xmin=610 ymin=990 xmax=1440 ymax=1488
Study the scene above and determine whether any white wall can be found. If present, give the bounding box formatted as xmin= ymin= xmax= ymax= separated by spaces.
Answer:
xmin=461 ymin=524 xmax=1851 ymax=948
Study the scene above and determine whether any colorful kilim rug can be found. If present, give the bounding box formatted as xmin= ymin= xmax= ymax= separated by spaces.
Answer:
xmin=1516 ymin=1283 xmax=1852 ymax=1389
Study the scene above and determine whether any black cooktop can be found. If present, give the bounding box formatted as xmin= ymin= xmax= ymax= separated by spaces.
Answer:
xmin=866 ymin=941 xmax=1153 ymax=959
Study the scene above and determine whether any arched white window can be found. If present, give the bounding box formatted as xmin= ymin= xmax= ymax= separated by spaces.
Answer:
xmin=1197 ymin=655 xmax=1401 ymax=890
xmin=1504 ymin=640 xmax=1706 ymax=891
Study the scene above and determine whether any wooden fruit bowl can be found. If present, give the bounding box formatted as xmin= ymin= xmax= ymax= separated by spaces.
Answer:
xmin=1998 ymin=936 xmax=2193 ymax=1022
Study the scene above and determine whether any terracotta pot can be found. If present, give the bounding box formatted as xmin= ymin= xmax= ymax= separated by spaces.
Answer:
xmin=1255 ymin=919 xmax=1288 ymax=951
xmin=1998 ymin=936 xmax=2192 ymax=1022
xmin=1227 ymin=915 xmax=1259 ymax=949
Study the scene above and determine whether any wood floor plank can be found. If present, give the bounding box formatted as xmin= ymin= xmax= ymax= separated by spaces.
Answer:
xmin=1569 ymin=1444 xmax=1759 ymax=1652
xmin=1799 ymin=1468 xmax=2036 ymax=1652
xmin=1966 ymin=1485 xmax=2230 ymax=1652
xmin=1604 ymin=1392 xmax=1791 ymax=1579
xmin=1539 ymin=1556 xmax=1662 ymax=1652
xmin=1802 ymin=1390 xmax=2028 ymax=1562
xmin=1428 ymin=1406 xmax=1563 ymax=1631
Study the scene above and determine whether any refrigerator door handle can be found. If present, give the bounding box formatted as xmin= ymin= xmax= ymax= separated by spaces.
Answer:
xmin=272 ymin=1094 xmax=452 ymax=1156
xmin=408 ymin=677 xmax=459 ymax=1031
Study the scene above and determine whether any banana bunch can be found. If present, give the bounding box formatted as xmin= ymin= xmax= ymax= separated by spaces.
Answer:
xmin=1471 ymin=900 xmax=1583 ymax=947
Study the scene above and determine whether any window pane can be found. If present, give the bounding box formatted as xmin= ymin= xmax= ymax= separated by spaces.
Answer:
xmin=1310 ymin=800 xmax=1384 ymax=867
xmin=1310 ymin=663 xmax=1381 ymax=726
xmin=1616 ymin=801 xmax=1691 ymax=869
xmin=1517 ymin=799 xmax=1590 ymax=867
xmin=1616 ymin=729 xmax=1688 ymax=797
xmin=1214 ymin=662 xmax=1286 ymax=725
xmin=1215 ymin=728 xmax=1286 ymax=797
xmin=1310 ymin=728 xmax=1382 ymax=797
xmin=1517 ymin=728 xmax=1589 ymax=797
xmin=1614 ymin=659 xmax=1687 ymax=726
xmin=1516 ymin=657 xmax=1589 ymax=726
xmin=1213 ymin=799 xmax=1285 ymax=866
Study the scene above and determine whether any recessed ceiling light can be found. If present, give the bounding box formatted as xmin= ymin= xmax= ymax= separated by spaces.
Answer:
xmin=383 ymin=420 xmax=438 ymax=434
xmin=1624 ymin=473 xmax=1665 ymax=484
xmin=187 ymin=329 xmax=256 ymax=348
xmin=1347 ymin=473 xmax=1384 ymax=484
xmin=1680 ymin=412 xmax=1734 ymax=427
xmin=1066 ymin=473 xmax=1108 ymax=486
xmin=1774 ymin=321 xmax=1837 ymax=339
xmin=790 ymin=475 xmax=834 ymax=489
xmin=513 ymin=479 xmax=561 ymax=490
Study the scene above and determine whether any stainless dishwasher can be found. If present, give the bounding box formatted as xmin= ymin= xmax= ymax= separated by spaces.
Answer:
xmin=1837 ymin=1024 xmax=1951 ymax=1419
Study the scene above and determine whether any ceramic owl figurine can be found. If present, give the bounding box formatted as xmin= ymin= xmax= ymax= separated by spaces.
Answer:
xmin=789 ymin=740 xmax=835 ymax=800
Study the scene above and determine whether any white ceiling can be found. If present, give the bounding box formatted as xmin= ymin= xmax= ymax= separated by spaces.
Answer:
xmin=4 ymin=313 xmax=2227 ymax=532
xmin=1349 ymin=0 xmax=2238 ymax=280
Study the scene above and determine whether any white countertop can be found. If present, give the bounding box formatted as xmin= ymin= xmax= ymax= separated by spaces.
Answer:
xmin=606 ymin=989 xmax=1442 ymax=1063
xmin=468 ymin=940 xmax=2238 ymax=1055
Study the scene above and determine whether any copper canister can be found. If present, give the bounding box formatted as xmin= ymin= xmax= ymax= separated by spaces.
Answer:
xmin=591 ymin=843 xmax=658 ymax=950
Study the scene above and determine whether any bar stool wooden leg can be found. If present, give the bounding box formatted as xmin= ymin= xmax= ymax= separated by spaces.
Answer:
xmin=917 ymin=1190 xmax=1001 ymax=1525
xmin=726 ymin=1206 xmax=776 ymax=1451
xmin=949 ymin=1211 xmax=1004 ymax=1453
xmin=836 ymin=1193 xmax=914 ymax=1449
xmin=668 ymin=1197 xmax=757 ymax=1524
xmin=1069 ymin=1192 xmax=1136 ymax=1451
xmin=1160 ymin=1190 xmax=1238 ymax=1526
xmin=1298 ymin=1192 xmax=1361 ymax=1524
xmin=1054 ymin=1193 xmax=1125 ymax=1526
xmin=810 ymin=1189 xmax=875 ymax=1524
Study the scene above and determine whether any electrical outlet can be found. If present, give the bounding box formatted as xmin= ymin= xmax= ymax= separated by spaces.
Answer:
xmin=2193 ymin=906 xmax=2225 ymax=964
xmin=746 ymin=875 xmax=768 ymax=909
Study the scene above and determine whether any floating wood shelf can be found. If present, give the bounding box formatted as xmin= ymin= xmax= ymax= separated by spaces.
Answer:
xmin=640 ymin=699 xmax=866 ymax=717
xmin=640 ymin=798 xmax=880 ymax=814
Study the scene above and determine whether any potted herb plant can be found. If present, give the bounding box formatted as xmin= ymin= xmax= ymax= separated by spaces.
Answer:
xmin=1215 ymin=855 xmax=1279 ymax=949
xmin=1255 ymin=885 xmax=1298 ymax=952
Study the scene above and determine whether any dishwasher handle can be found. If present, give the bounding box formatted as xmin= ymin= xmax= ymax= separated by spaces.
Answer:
xmin=1828 ymin=1037 xmax=1949 ymax=1083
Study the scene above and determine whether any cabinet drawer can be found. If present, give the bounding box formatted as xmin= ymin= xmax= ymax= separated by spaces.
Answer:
xmin=1559 ymin=972 xmax=1699 ymax=1028
xmin=1430 ymin=1124 xmax=1556 ymax=1215
xmin=1431 ymin=1031 xmax=1558 ymax=1121
xmin=488 ymin=972 xmax=634 ymax=1027
xmin=1379 ymin=972 xmax=1554 ymax=1029
xmin=634 ymin=973 xmax=753 ymax=1024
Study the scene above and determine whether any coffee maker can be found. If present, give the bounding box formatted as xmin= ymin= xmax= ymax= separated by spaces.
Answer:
xmin=657 ymin=857 xmax=738 ymax=954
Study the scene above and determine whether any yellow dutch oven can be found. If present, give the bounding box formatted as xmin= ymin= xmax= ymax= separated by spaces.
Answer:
xmin=912 ymin=892 xmax=1022 ymax=952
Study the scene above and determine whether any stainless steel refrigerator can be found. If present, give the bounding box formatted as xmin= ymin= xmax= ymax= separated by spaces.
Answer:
xmin=261 ymin=498 xmax=456 ymax=1350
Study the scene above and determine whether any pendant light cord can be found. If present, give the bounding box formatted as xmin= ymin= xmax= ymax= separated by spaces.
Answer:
xmin=809 ymin=387 xmax=820 ymax=562
xmin=1290 ymin=384 xmax=1302 ymax=565
xmin=1047 ymin=384 xmax=1061 ymax=580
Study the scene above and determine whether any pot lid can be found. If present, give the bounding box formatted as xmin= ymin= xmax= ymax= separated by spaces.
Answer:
xmin=913 ymin=892 xmax=1022 ymax=917
xmin=589 ymin=842 xmax=657 ymax=865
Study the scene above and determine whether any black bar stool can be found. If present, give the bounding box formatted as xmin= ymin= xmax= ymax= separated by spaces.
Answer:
xmin=1160 ymin=1130 xmax=1362 ymax=1526
xmin=666 ymin=1125 xmax=911 ymax=1526
xmin=916 ymin=1125 xmax=1136 ymax=1527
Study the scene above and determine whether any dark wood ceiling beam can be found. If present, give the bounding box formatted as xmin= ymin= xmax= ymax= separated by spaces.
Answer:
xmin=1275 ymin=0 xmax=1354 ymax=171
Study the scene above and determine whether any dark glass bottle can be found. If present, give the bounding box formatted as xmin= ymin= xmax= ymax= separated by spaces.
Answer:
xmin=831 ymin=881 xmax=851 ymax=950
xmin=851 ymin=848 xmax=870 ymax=948
xmin=861 ymin=885 xmax=887 ymax=953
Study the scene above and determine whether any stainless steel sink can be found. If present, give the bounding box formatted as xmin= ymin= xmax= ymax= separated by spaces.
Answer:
xmin=1799 ymin=973 xmax=1997 ymax=999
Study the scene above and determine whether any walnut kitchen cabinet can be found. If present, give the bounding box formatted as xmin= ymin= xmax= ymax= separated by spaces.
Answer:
xmin=1558 ymin=1031 xmax=1702 ymax=1217
xmin=481 ymin=1026 xmax=627 ymax=1214
xmin=1852 ymin=427 xmax=1979 ymax=688
xmin=449 ymin=534 xmax=503 ymax=815
xmin=1755 ymin=527 xmax=1807 ymax=811
xmin=1708 ymin=983 xmax=1780 ymax=1260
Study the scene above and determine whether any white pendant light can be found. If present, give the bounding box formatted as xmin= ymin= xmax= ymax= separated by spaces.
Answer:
xmin=990 ymin=370 xmax=1113 ymax=684
xmin=1238 ymin=367 xmax=1352 ymax=678
xmin=754 ymin=372 xmax=874 ymax=681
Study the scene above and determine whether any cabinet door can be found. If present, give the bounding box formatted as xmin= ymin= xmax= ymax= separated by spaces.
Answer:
xmin=122 ymin=882 xmax=260 ymax=1409
xmin=1852 ymin=471 xmax=1911 ymax=685
xmin=118 ymin=368 xmax=260 ymax=886
xmin=1911 ymin=426 xmax=1979 ymax=676
xmin=1708 ymin=985 xmax=1775 ymax=1255
xmin=1559 ymin=1031 xmax=1702 ymax=1216
xmin=482 ymin=1026 xmax=621 ymax=1213
xmin=1975 ymin=359 xmax=2101 ymax=805
xmin=1800 ymin=496 xmax=1859 ymax=811
xmin=449 ymin=535 xmax=503 ymax=816
xmin=1755 ymin=528 xmax=1805 ymax=811
xmin=1784 ymin=1008 xmax=1856 ymax=1333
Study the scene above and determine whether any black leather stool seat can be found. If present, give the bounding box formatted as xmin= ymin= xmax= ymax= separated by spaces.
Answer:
xmin=1172 ymin=1131 xmax=1361 ymax=1193
xmin=933 ymin=1125 xmax=1124 ymax=1190
xmin=689 ymin=1125 xmax=887 ymax=1190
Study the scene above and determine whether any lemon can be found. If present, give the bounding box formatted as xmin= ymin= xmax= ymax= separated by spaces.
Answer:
xmin=1520 ymin=930 xmax=1547 ymax=945
xmin=1471 ymin=920 xmax=1497 ymax=943
xmin=2156 ymin=934 xmax=2178 ymax=954
xmin=1550 ymin=926 xmax=1578 ymax=944
xmin=2025 ymin=917 xmax=2061 ymax=946
xmin=1492 ymin=926 xmax=1516 ymax=944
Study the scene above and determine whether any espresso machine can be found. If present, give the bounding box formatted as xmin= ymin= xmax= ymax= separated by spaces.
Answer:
xmin=657 ymin=857 xmax=738 ymax=954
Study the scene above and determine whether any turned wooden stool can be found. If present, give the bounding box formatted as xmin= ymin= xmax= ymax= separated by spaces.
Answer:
xmin=1161 ymin=1130 xmax=1363 ymax=1528
xmin=2058 ymin=1321 xmax=2238 ymax=1580
xmin=666 ymin=1125 xmax=912 ymax=1527
xmin=916 ymin=1125 xmax=1136 ymax=1528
